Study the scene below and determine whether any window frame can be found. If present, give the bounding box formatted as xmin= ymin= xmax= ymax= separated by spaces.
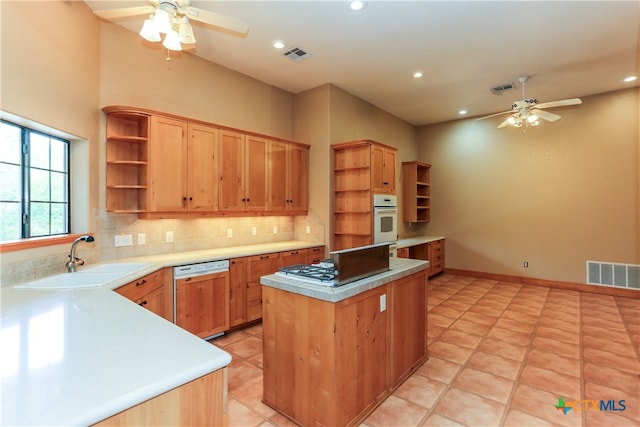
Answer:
xmin=0 ymin=111 xmax=89 ymax=253
xmin=1 ymin=119 xmax=71 ymax=241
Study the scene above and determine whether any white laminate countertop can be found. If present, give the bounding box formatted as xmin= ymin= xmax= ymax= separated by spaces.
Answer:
xmin=396 ymin=236 xmax=446 ymax=249
xmin=261 ymin=258 xmax=429 ymax=303
xmin=1 ymin=240 xmax=322 ymax=426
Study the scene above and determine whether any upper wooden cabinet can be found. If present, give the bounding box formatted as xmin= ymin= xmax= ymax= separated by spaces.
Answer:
xmin=218 ymin=131 xmax=268 ymax=212
xmin=148 ymin=116 xmax=188 ymax=212
xmin=268 ymin=141 xmax=309 ymax=213
xmin=103 ymin=106 xmax=309 ymax=217
xmin=371 ymin=144 xmax=396 ymax=194
xmin=331 ymin=140 xmax=397 ymax=251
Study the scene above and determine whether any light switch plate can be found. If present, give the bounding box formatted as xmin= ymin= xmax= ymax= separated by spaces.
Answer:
xmin=137 ymin=233 xmax=146 ymax=245
xmin=227 ymin=228 xmax=233 ymax=238
xmin=166 ymin=231 xmax=174 ymax=243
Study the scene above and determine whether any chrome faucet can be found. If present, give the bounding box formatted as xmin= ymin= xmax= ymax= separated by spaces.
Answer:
xmin=66 ymin=235 xmax=95 ymax=272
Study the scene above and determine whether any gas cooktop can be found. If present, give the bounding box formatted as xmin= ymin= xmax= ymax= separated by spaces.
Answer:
xmin=276 ymin=261 xmax=339 ymax=287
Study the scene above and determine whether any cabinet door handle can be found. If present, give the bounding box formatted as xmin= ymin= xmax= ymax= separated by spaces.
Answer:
xmin=139 ymin=300 xmax=147 ymax=306
xmin=260 ymin=255 xmax=269 ymax=259
xmin=136 ymin=279 xmax=147 ymax=286
xmin=291 ymin=251 xmax=299 ymax=255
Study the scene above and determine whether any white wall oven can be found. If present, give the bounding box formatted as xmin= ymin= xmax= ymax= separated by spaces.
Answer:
xmin=373 ymin=194 xmax=398 ymax=251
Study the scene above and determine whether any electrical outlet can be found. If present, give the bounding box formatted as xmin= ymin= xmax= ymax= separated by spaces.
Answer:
xmin=137 ymin=233 xmax=146 ymax=245
xmin=227 ymin=228 xmax=233 ymax=238
xmin=524 ymin=261 xmax=529 ymax=268
xmin=122 ymin=234 xmax=133 ymax=246
xmin=380 ymin=294 xmax=387 ymax=312
xmin=251 ymin=226 xmax=257 ymax=236
xmin=273 ymin=225 xmax=278 ymax=235
xmin=306 ymin=225 xmax=311 ymax=234
xmin=166 ymin=231 xmax=174 ymax=243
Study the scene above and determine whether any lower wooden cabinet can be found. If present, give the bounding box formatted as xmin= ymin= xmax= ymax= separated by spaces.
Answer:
xmin=428 ymin=239 xmax=445 ymax=276
xmin=229 ymin=257 xmax=247 ymax=328
xmin=229 ymin=247 xmax=326 ymax=328
xmin=93 ymin=368 xmax=227 ymax=426
xmin=404 ymin=239 xmax=445 ymax=277
xmin=115 ymin=268 xmax=173 ymax=322
xmin=306 ymin=246 xmax=325 ymax=264
xmin=245 ymin=253 xmax=279 ymax=323
xmin=396 ymin=247 xmax=409 ymax=258
xmin=262 ymin=269 xmax=428 ymax=427
xmin=175 ymin=271 xmax=229 ymax=338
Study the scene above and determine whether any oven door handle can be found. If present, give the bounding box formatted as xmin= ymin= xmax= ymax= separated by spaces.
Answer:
xmin=374 ymin=208 xmax=397 ymax=214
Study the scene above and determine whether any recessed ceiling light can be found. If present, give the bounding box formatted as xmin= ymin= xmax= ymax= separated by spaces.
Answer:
xmin=459 ymin=110 xmax=467 ymax=115
xmin=350 ymin=0 xmax=366 ymax=11
xmin=624 ymin=75 xmax=638 ymax=83
xmin=412 ymin=71 xmax=423 ymax=78
xmin=272 ymin=40 xmax=285 ymax=49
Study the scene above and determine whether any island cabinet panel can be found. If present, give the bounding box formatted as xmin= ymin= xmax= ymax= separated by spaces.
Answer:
xmin=262 ymin=269 xmax=428 ymax=427
xmin=93 ymin=368 xmax=227 ymax=426
xmin=389 ymin=272 xmax=428 ymax=384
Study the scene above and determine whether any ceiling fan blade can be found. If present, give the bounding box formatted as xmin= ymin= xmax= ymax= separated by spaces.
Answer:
xmin=497 ymin=117 xmax=512 ymax=128
xmin=183 ymin=6 xmax=249 ymax=37
xmin=476 ymin=110 xmax=514 ymax=121
xmin=94 ymin=5 xmax=156 ymax=20
xmin=533 ymin=109 xmax=562 ymax=122
xmin=533 ymin=98 xmax=582 ymax=109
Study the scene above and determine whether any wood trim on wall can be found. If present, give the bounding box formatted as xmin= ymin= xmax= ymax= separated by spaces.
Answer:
xmin=444 ymin=268 xmax=639 ymax=299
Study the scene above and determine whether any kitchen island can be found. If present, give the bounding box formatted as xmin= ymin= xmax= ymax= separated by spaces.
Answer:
xmin=260 ymin=258 xmax=429 ymax=427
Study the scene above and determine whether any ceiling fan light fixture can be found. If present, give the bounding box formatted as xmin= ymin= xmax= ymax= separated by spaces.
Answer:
xmin=152 ymin=8 xmax=172 ymax=34
xmin=162 ymin=29 xmax=182 ymax=51
xmin=527 ymin=114 xmax=538 ymax=123
xmin=178 ymin=17 xmax=196 ymax=44
xmin=140 ymin=15 xmax=161 ymax=42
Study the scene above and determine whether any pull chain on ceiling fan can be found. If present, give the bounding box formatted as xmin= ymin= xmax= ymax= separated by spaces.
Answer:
xmin=477 ymin=76 xmax=582 ymax=129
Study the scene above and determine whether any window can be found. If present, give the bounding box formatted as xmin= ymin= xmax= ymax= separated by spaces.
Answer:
xmin=0 ymin=120 xmax=70 ymax=241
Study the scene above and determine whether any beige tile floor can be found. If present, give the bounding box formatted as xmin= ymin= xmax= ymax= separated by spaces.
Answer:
xmin=211 ymin=274 xmax=640 ymax=427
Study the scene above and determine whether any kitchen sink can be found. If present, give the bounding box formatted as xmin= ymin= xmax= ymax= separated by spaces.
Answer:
xmin=80 ymin=262 xmax=152 ymax=275
xmin=15 ymin=262 xmax=154 ymax=289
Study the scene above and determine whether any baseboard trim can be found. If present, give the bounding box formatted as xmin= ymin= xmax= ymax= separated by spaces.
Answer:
xmin=444 ymin=268 xmax=639 ymax=299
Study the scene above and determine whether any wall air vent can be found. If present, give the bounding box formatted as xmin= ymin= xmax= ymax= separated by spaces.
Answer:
xmin=587 ymin=261 xmax=640 ymax=290
xmin=283 ymin=47 xmax=312 ymax=62
xmin=490 ymin=82 xmax=515 ymax=95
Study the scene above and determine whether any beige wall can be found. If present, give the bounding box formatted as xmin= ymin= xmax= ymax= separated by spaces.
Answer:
xmin=417 ymin=88 xmax=640 ymax=283
xmin=0 ymin=1 xmax=318 ymax=284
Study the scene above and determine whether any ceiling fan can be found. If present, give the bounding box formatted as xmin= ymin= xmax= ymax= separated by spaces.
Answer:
xmin=477 ymin=76 xmax=582 ymax=128
xmin=93 ymin=0 xmax=249 ymax=52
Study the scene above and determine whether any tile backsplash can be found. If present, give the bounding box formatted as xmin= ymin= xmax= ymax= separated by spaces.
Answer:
xmin=1 ymin=210 xmax=325 ymax=287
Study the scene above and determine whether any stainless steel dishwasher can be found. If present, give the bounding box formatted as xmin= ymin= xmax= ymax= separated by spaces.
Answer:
xmin=173 ymin=260 xmax=230 ymax=340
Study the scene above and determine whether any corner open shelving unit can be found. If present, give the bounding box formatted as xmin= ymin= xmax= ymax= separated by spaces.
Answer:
xmin=402 ymin=161 xmax=431 ymax=223
xmin=104 ymin=107 xmax=150 ymax=213
xmin=332 ymin=141 xmax=374 ymax=251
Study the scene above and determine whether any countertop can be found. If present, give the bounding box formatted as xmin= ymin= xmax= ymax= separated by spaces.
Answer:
xmin=396 ymin=236 xmax=445 ymax=249
xmin=261 ymin=258 xmax=429 ymax=303
xmin=2 ymin=239 xmax=322 ymax=426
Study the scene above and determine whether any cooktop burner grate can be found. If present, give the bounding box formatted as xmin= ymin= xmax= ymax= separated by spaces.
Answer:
xmin=277 ymin=262 xmax=339 ymax=286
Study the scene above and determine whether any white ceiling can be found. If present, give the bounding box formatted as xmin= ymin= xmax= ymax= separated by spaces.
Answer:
xmin=85 ymin=0 xmax=639 ymax=126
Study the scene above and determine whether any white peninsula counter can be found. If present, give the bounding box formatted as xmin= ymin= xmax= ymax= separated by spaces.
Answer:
xmin=1 ymin=285 xmax=231 ymax=426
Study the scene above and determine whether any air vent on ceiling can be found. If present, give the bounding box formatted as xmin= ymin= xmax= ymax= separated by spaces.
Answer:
xmin=283 ymin=47 xmax=312 ymax=62
xmin=490 ymin=82 xmax=516 ymax=95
